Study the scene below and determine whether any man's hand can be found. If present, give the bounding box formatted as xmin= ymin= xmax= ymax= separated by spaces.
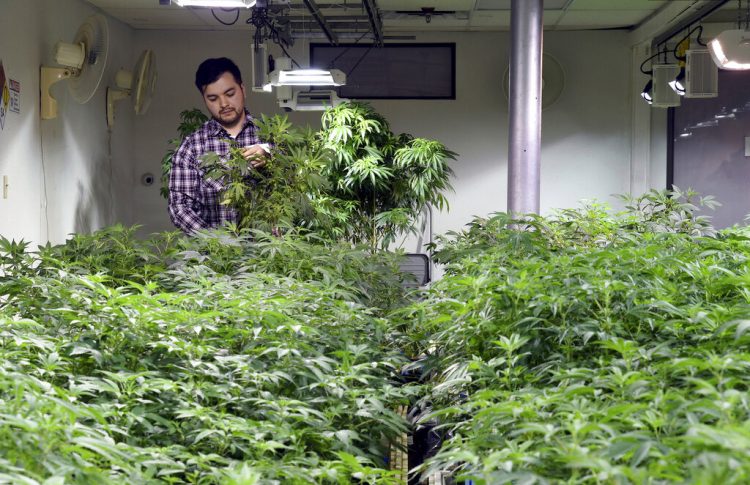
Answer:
xmin=241 ymin=143 xmax=270 ymax=169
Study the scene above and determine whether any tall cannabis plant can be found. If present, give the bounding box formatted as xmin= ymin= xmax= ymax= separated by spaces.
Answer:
xmin=316 ymin=102 xmax=457 ymax=251
xmin=201 ymin=114 xmax=330 ymax=232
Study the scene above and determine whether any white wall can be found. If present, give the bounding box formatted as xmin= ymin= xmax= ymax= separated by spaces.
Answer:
xmin=132 ymin=29 xmax=644 ymax=241
xmin=0 ymin=0 xmax=134 ymax=247
xmin=0 ymin=5 xmax=670 ymax=248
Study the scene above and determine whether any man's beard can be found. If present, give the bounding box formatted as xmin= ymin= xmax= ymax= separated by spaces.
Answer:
xmin=215 ymin=107 xmax=242 ymax=127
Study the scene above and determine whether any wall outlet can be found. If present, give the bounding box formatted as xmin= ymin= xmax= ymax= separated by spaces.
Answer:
xmin=2 ymin=176 xmax=7 ymax=199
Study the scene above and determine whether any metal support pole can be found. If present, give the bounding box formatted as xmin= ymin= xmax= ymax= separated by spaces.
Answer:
xmin=507 ymin=0 xmax=543 ymax=216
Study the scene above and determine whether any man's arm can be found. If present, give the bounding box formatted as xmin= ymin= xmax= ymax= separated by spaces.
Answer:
xmin=168 ymin=141 xmax=209 ymax=235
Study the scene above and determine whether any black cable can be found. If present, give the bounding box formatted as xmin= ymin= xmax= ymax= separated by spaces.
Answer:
xmin=326 ymin=29 xmax=370 ymax=69
xmin=640 ymin=48 xmax=665 ymax=75
xmin=347 ymin=43 xmax=373 ymax=78
xmin=211 ymin=8 xmax=240 ymax=26
xmin=278 ymin=42 xmax=301 ymax=68
xmin=671 ymin=25 xmax=706 ymax=60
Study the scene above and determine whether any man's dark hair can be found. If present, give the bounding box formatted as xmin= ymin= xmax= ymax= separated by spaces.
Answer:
xmin=195 ymin=57 xmax=243 ymax=93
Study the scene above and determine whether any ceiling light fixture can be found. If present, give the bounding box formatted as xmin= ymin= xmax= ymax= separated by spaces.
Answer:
xmin=669 ymin=31 xmax=693 ymax=96
xmin=638 ymin=46 xmax=669 ymax=106
xmin=264 ymin=57 xmax=346 ymax=87
xmin=669 ymin=67 xmax=686 ymax=95
xmin=173 ymin=0 xmax=256 ymax=8
xmin=270 ymin=69 xmax=345 ymax=86
xmin=709 ymin=29 xmax=750 ymax=69
xmin=709 ymin=0 xmax=750 ymax=70
xmin=641 ymin=79 xmax=653 ymax=104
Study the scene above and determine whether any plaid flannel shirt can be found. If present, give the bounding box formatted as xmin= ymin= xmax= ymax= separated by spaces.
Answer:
xmin=168 ymin=111 xmax=261 ymax=234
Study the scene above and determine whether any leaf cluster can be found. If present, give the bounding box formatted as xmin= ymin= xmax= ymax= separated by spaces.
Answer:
xmin=196 ymin=102 xmax=456 ymax=251
xmin=397 ymin=189 xmax=750 ymax=483
xmin=316 ymin=103 xmax=456 ymax=250
xmin=200 ymin=116 xmax=329 ymax=233
xmin=0 ymin=227 xmax=417 ymax=484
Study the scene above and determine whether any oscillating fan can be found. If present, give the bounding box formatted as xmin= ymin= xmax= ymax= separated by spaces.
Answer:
xmin=41 ymin=14 xmax=109 ymax=119
xmin=503 ymin=53 xmax=565 ymax=110
xmin=106 ymin=49 xmax=158 ymax=127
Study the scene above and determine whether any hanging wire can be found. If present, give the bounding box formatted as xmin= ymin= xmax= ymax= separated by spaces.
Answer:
xmin=640 ymin=47 xmax=666 ymax=74
xmin=211 ymin=8 xmax=240 ymax=26
xmin=326 ymin=30 xmax=371 ymax=69
xmin=672 ymin=25 xmax=706 ymax=60
xmin=346 ymin=43 xmax=374 ymax=77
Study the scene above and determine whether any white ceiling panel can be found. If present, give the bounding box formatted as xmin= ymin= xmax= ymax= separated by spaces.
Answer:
xmin=556 ymin=10 xmax=654 ymax=28
xmin=475 ymin=0 xmax=571 ymax=10
xmin=568 ymin=0 xmax=670 ymax=10
xmin=86 ymin=0 xmax=175 ymax=7
xmin=384 ymin=17 xmax=470 ymax=30
xmin=377 ymin=0 xmax=476 ymax=10
xmin=103 ymin=8 xmax=208 ymax=27
xmin=469 ymin=10 xmax=565 ymax=28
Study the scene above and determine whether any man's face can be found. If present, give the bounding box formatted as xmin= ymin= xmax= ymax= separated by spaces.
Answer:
xmin=202 ymin=71 xmax=246 ymax=130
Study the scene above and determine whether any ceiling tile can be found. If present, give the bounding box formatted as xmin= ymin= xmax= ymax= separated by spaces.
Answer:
xmin=469 ymin=10 xmax=510 ymax=28
xmin=475 ymin=0 xmax=570 ymax=10
xmin=568 ymin=0 xmax=670 ymax=10
xmin=469 ymin=9 xmax=564 ymax=28
xmin=556 ymin=10 xmax=654 ymax=28
xmin=86 ymin=0 xmax=175 ymax=8
xmin=377 ymin=0 xmax=476 ymax=10
xmin=102 ymin=8 xmax=207 ymax=27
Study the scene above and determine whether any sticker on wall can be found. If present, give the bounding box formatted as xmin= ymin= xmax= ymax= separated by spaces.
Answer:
xmin=8 ymin=79 xmax=19 ymax=114
xmin=0 ymin=61 xmax=7 ymax=130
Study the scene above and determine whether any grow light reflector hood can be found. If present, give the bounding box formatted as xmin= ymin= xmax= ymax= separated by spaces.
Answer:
xmin=269 ymin=69 xmax=345 ymax=86
xmin=174 ymin=0 xmax=256 ymax=7
xmin=709 ymin=29 xmax=750 ymax=70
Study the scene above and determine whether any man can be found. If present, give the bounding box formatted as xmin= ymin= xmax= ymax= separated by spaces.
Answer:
xmin=168 ymin=57 xmax=269 ymax=234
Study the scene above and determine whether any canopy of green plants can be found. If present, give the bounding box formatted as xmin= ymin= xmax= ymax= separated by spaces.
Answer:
xmin=7 ymin=188 xmax=750 ymax=485
xmin=398 ymin=189 xmax=750 ymax=484
xmin=0 ymin=227 xmax=415 ymax=484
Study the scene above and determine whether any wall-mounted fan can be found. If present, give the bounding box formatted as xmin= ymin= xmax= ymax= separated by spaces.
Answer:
xmin=106 ymin=49 xmax=158 ymax=127
xmin=41 ymin=14 xmax=109 ymax=120
xmin=502 ymin=53 xmax=565 ymax=110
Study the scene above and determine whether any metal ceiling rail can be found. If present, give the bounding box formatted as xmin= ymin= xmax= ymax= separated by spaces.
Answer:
xmin=301 ymin=0 xmax=339 ymax=45
xmin=362 ymin=0 xmax=384 ymax=45
xmin=652 ymin=0 xmax=730 ymax=46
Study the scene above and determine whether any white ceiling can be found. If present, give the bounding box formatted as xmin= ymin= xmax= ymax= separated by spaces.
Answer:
xmin=83 ymin=0 xmax=696 ymax=33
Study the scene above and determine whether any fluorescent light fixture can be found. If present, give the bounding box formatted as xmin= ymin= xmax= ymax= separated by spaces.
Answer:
xmin=173 ymin=0 xmax=256 ymax=7
xmin=641 ymin=79 xmax=653 ymax=104
xmin=268 ymin=69 xmax=345 ymax=86
xmin=709 ymin=29 xmax=750 ymax=70
xmin=669 ymin=67 xmax=686 ymax=96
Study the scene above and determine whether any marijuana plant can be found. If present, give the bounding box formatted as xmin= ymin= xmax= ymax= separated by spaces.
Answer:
xmin=198 ymin=102 xmax=457 ymax=251
xmin=160 ymin=108 xmax=209 ymax=199
xmin=200 ymin=114 xmax=330 ymax=232
xmin=317 ymin=102 xmax=457 ymax=251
